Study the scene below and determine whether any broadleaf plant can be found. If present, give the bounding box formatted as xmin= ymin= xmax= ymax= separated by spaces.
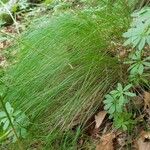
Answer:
xmin=125 ymin=51 xmax=150 ymax=75
xmin=107 ymin=7 xmax=150 ymax=132
xmin=123 ymin=7 xmax=150 ymax=50
xmin=0 ymin=102 xmax=29 ymax=142
xmin=113 ymin=112 xmax=135 ymax=131
xmin=103 ymin=83 xmax=136 ymax=131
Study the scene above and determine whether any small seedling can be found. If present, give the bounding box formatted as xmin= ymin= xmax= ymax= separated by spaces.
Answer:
xmin=104 ymin=83 xmax=136 ymax=130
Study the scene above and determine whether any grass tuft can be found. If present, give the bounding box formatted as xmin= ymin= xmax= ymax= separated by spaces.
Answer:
xmin=4 ymin=1 xmax=131 ymax=148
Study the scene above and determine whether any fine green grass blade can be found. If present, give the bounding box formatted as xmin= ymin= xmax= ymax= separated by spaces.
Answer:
xmin=3 ymin=1 xmax=131 ymax=148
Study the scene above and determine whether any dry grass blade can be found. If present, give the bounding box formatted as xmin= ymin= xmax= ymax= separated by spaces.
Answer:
xmin=144 ymin=91 xmax=150 ymax=109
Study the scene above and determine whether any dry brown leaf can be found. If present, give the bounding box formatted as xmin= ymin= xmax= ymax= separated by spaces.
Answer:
xmin=96 ymin=133 xmax=115 ymax=150
xmin=95 ymin=111 xmax=107 ymax=129
xmin=144 ymin=91 xmax=150 ymax=109
xmin=0 ymin=42 xmax=5 ymax=49
xmin=136 ymin=131 xmax=150 ymax=150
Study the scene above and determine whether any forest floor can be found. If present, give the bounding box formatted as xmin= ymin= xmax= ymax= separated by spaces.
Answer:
xmin=1 ymin=1 xmax=150 ymax=150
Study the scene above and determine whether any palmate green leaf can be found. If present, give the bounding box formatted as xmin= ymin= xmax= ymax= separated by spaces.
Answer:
xmin=104 ymin=95 xmax=114 ymax=104
xmin=132 ymin=37 xmax=141 ymax=48
xmin=122 ymin=124 xmax=128 ymax=131
xmin=0 ymin=118 xmax=7 ymax=125
xmin=0 ymin=112 xmax=6 ymax=118
xmin=5 ymin=102 xmax=14 ymax=114
xmin=104 ymin=94 xmax=114 ymax=111
xmin=131 ymin=8 xmax=148 ymax=18
xmin=3 ymin=120 xmax=9 ymax=131
xmin=131 ymin=54 xmax=139 ymax=61
xmin=124 ymin=92 xmax=136 ymax=97
xmin=108 ymin=105 xmax=115 ymax=114
xmin=138 ymin=37 xmax=146 ymax=50
xmin=103 ymin=99 xmax=109 ymax=104
xmin=115 ymin=121 xmax=121 ymax=129
xmin=124 ymin=60 xmax=135 ymax=64
xmin=136 ymin=10 xmax=147 ymax=18
xmin=110 ymin=90 xmax=118 ymax=95
xmin=116 ymin=104 xmax=122 ymax=113
xmin=119 ymin=95 xmax=125 ymax=106
xmin=134 ymin=50 xmax=141 ymax=59
xmin=117 ymin=83 xmax=123 ymax=91
xmin=131 ymin=52 xmax=140 ymax=60
xmin=123 ymin=7 xmax=150 ymax=50
xmin=103 ymin=99 xmax=112 ymax=104
xmin=0 ymin=101 xmax=29 ymax=141
xmin=138 ymin=64 xmax=144 ymax=75
xmin=104 ymin=94 xmax=113 ymax=100
xmin=123 ymin=84 xmax=132 ymax=91
xmin=123 ymin=98 xmax=129 ymax=104
xmin=20 ymin=128 xmax=27 ymax=139
xmin=104 ymin=103 xmax=112 ymax=110
xmin=122 ymin=30 xmax=132 ymax=38
xmin=16 ymin=113 xmax=29 ymax=127
xmin=0 ymin=117 xmax=10 ymax=131
xmin=13 ymin=110 xmax=22 ymax=117
xmin=104 ymin=81 xmax=136 ymax=131
xmin=104 ymin=82 xmax=136 ymax=118
xmin=123 ymin=28 xmax=139 ymax=38
xmin=123 ymin=36 xmax=138 ymax=46
xmin=126 ymin=49 xmax=150 ymax=76
xmin=129 ymin=64 xmax=139 ymax=74
xmin=137 ymin=23 xmax=146 ymax=31
xmin=123 ymin=38 xmax=132 ymax=46
xmin=113 ymin=112 xmax=134 ymax=131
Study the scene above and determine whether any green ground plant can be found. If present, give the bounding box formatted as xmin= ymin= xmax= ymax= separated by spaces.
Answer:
xmin=104 ymin=6 xmax=150 ymax=132
xmin=123 ymin=7 xmax=150 ymax=50
xmin=104 ymin=83 xmax=136 ymax=131
xmin=1 ymin=0 xmax=150 ymax=149
xmin=125 ymin=51 xmax=150 ymax=75
xmin=125 ymin=7 xmax=150 ymax=86
xmin=0 ymin=1 xmax=132 ymax=149
xmin=0 ymin=101 xmax=29 ymax=142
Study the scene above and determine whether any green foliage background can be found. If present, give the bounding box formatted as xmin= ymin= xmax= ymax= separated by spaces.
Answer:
xmin=0 ymin=0 xmax=138 ymax=149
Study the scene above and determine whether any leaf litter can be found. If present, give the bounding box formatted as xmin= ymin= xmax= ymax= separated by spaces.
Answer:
xmin=95 ymin=111 xmax=107 ymax=129
xmin=136 ymin=131 xmax=150 ymax=150
xmin=96 ymin=132 xmax=115 ymax=150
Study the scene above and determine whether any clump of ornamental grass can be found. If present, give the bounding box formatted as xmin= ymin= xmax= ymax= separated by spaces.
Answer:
xmin=2 ymin=1 xmax=131 ymax=149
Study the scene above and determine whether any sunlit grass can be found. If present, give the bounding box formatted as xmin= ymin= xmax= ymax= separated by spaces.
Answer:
xmin=3 ymin=1 xmax=131 ymax=148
